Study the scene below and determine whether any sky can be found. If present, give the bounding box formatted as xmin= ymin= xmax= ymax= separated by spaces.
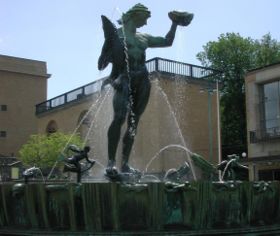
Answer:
xmin=1 ymin=0 xmax=280 ymax=99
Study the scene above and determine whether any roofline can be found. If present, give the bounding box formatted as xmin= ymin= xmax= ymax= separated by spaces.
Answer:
xmin=247 ymin=61 xmax=280 ymax=75
xmin=0 ymin=54 xmax=47 ymax=64
xmin=0 ymin=68 xmax=51 ymax=78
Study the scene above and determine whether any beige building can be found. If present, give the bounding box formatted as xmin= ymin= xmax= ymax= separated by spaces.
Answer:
xmin=0 ymin=55 xmax=50 ymax=156
xmin=36 ymin=58 xmax=220 ymax=177
xmin=245 ymin=62 xmax=280 ymax=181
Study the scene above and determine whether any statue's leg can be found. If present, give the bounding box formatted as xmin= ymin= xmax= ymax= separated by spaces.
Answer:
xmin=121 ymin=77 xmax=151 ymax=172
xmin=63 ymin=157 xmax=79 ymax=173
xmin=106 ymin=78 xmax=129 ymax=175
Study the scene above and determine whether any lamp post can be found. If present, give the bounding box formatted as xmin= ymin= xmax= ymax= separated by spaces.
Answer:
xmin=200 ymin=84 xmax=217 ymax=165
xmin=207 ymin=90 xmax=214 ymax=163
xmin=200 ymin=79 xmax=222 ymax=171
xmin=216 ymin=80 xmax=222 ymax=166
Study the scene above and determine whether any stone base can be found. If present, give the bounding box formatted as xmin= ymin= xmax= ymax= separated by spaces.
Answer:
xmin=0 ymin=181 xmax=280 ymax=233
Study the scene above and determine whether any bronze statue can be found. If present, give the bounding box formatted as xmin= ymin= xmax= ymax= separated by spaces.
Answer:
xmin=217 ymin=154 xmax=248 ymax=181
xmin=63 ymin=145 xmax=95 ymax=182
xmin=98 ymin=4 xmax=193 ymax=178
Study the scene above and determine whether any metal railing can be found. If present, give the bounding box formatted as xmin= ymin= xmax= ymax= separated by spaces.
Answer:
xmin=36 ymin=80 xmax=103 ymax=115
xmin=250 ymin=126 xmax=280 ymax=143
xmin=36 ymin=57 xmax=220 ymax=115
xmin=146 ymin=57 xmax=220 ymax=79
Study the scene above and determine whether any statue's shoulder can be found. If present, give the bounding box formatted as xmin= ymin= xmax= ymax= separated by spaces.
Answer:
xmin=138 ymin=32 xmax=151 ymax=38
xmin=136 ymin=32 xmax=153 ymax=42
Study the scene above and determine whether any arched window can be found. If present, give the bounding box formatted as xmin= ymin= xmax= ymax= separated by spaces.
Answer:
xmin=46 ymin=120 xmax=58 ymax=134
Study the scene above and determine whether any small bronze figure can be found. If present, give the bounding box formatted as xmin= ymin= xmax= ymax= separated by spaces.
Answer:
xmin=217 ymin=154 xmax=248 ymax=181
xmin=63 ymin=145 xmax=95 ymax=182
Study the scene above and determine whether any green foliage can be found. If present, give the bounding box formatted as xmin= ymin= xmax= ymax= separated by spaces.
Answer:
xmin=255 ymin=33 xmax=280 ymax=67
xmin=19 ymin=132 xmax=83 ymax=168
xmin=197 ymin=33 xmax=280 ymax=157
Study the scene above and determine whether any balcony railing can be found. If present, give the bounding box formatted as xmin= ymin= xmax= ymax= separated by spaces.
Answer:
xmin=36 ymin=80 xmax=103 ymax=115
xmin=250 ymin=126 xmax=280 ymax=143
xmin=36 ymin=57 xmax=220 ymax=115
xmin=146 ymin=57 xmax=220 ymax=79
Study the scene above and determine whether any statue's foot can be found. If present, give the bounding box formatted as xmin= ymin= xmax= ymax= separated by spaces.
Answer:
xmin=105 ymin=166 xmax=118 ymax=177
xmin=105 ymin=160 xmax=119 ymax=179
xmin=121 ymin=163 xmax=141 ymax=176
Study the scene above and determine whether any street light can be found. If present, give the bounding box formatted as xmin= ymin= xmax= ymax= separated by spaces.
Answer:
xmin=216 ymin=79 xmax=222 ymax=166
xmin=200 ymin=87 xmax=214 ymax=163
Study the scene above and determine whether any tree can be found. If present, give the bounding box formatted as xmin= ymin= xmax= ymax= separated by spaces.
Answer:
xmin=19 ymin=132 xmax=83 ymax=168
xmin=255 ymin=33 xmax=280 ymax=67
xmin=197 ymin=33 xmax=280 ymax=158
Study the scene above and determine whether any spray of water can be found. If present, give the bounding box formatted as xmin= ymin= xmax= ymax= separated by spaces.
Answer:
xmin=151 ymin=82 xmax=197 ymax=180
xmin=139 ymin=174 xmax=161 ymax=183
xmin=144 ymin=144 xmax=196 ymax=180
xmin=163 ymin=168 xmax=178 ymax=181
xmin=47 ymin=89 xmax=108 ymax=180
xmin=83 ymin=87 xmax=112 ymax=146
xmin=220 ymin=159 xmax=235 ymax=182
xmin=119 ymin=15 xmax=137 ymax=137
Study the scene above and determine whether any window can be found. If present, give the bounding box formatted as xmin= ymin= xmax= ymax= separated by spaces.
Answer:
xmin=0 ymin=105 xmax=7 ymax=111
xmin=0 ymin=131 xmax=7 ymax=138
xmin=259 ymin=170 xmax=273 ymax=181
xmin=261 ymin=80 xmax=280 ymax=135
xmin=259 ymin=169 xmax=280 ymax=181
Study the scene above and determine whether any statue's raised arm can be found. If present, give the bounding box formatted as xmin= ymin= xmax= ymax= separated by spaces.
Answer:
xmin=146 ymin=11 xmax=194 ymax=48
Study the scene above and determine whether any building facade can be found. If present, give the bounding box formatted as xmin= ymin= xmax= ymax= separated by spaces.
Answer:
xmin=0 ymin=55 xmax=50 ymax=157
xmin=245 ymin=62 xmax=280 ymax=181
xmin=36 ymin=58 xmax=220 ymax=177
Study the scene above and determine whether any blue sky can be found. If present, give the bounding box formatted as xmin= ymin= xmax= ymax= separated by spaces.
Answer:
xmin=1 ymin=0 xmax=279 ymax=99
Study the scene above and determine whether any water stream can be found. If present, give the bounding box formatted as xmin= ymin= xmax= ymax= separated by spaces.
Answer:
xmin=47 ymin=89 xmax=110 ymax=179
xmin=151 ymin=81 xmax=197 ymax=180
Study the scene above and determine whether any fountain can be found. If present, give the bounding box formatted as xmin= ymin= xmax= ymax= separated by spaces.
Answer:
xmin=1 ymin=4 xmax=280 ymax=235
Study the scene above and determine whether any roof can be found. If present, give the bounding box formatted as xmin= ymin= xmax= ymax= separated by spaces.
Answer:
xmin=247 ymin=61 xmax=280 ymax=74
xmin=0 ymin=54 xmax=50 ymax=78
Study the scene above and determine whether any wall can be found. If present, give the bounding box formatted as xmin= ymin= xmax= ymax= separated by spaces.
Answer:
xmin=0 ymin=55 xmax=49 ymax=156
xmin=246 ymin=64 xmax=280 ymax=158
xmin=245 ymin=63 xmax=280 ymax=180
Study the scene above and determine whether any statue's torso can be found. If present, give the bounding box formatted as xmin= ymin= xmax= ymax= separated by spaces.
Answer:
xmin=118 ymin=29 xmax=148 ymax=71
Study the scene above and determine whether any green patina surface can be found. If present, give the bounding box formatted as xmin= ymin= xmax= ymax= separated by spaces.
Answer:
xmin=0 ymin=181 xmax=280 ymax=233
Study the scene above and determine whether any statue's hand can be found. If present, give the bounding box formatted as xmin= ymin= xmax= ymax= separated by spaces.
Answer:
xmin=168 ymin=11 xmax=194 ymax=27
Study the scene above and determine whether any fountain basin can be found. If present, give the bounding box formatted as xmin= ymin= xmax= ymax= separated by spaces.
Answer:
xmin=0 ymin=181 xmax=280 ymax=234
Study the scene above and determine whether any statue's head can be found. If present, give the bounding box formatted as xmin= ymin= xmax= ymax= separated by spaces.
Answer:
xmin=118 ymin=3 xmax=151 ymax=28
xmin=84 ymin=146 xmax=90 ymax=153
